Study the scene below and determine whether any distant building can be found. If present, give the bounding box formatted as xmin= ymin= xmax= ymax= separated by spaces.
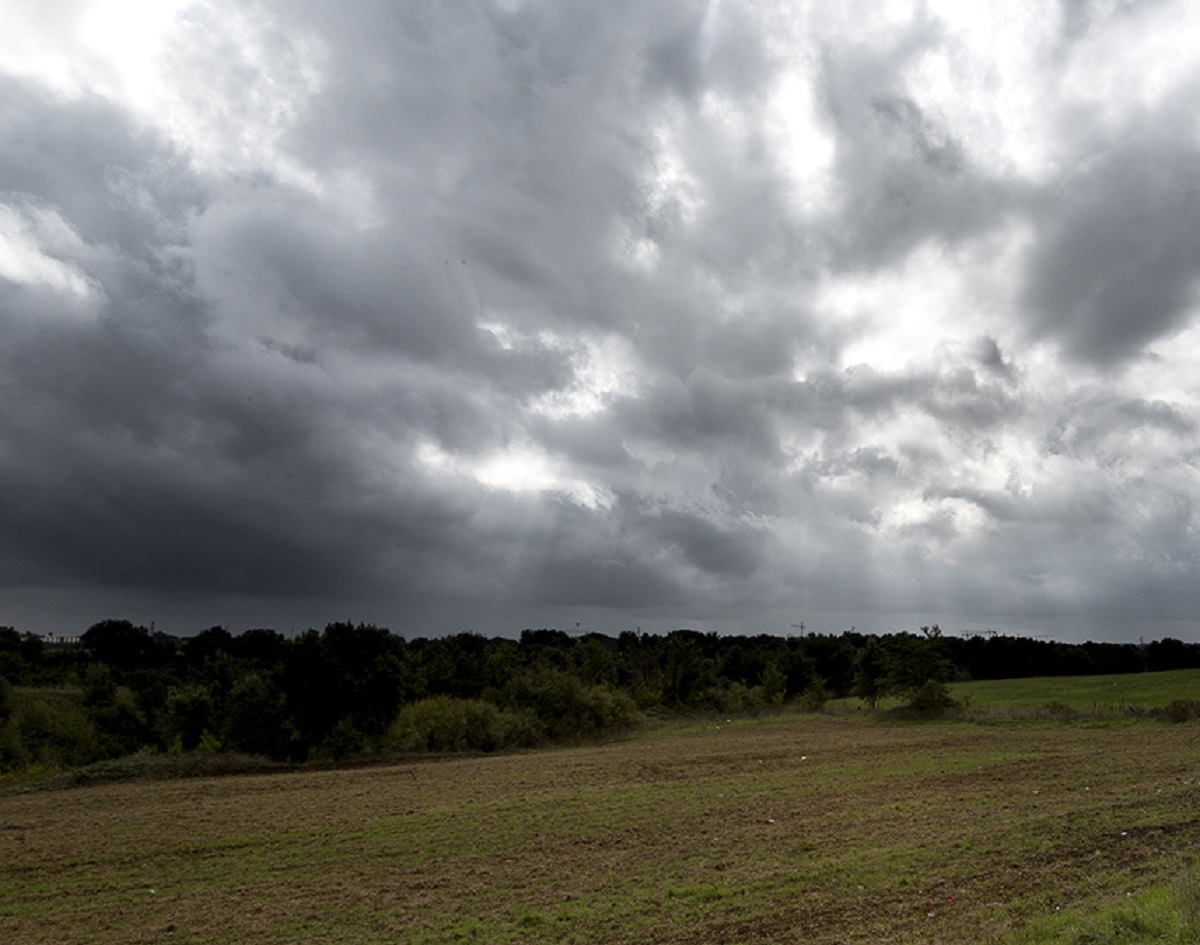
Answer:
xmin=40 ymin=633 xmax=81 ymax=646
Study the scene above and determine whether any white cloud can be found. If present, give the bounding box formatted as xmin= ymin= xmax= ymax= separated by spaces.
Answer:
xmin=0 ymin=0 xmax=326 ymax=187
xmin=416 ymin=440 xmax=613 ymax=511
xmin=0 ymin=201 xmax=96 ymax=302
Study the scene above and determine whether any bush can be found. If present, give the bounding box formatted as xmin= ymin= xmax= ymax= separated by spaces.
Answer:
xmin=907 ymin=679 xmax=956 ymax=716
xmin=800 ymin=676 xmax=830 ymax=712
xmin=163 ymin=683 xmax=216 ymax=751
xmin=501 ymin=670 xmax=639 ymax=741
xmin=1 ymin=694 xmax=102 ymax=771
xmin=387 ymin=696 xmax=542 ymax=753
xmin=318 ymin=717 xmax=366 ymax=761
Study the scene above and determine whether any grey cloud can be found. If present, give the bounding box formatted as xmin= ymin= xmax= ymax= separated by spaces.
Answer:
xmin=977 ymin=336 xmax=1016 ymax=381
xmin=0 ymin=78 xmax=201 ymax=255
xmin=1045 ymin=389 xmax=1195 ymax=458
xmin=1023 ymin=109 xmax=1200 ymax=364
xmin=923 ymin=486 xmax=1023 ymax=524
xmin=5 ymin=1 xmax=1200 ymax=642
xmin=643 ymin=507 xmax=767 ymax=578
xmin=616 ymin=370 xmax=784 ymax=460
xmin=643 ymin=25 xmax=706 ymax=102
xmin=532 ymin=551 xmax=685 ymax=608
xmin=1057 ymin=0 xmax=1166 ymax=46
xmin=815 ymin=24 xmax=1016 ymax=269
xmin=805 ymin=351 xmax=1024 ymax=439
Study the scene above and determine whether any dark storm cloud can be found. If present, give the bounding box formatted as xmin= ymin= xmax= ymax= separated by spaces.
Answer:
xmin=0 ymin=76 xmax=477 ymax=605
xmin=3 ymin=1 xmax=1200 ymax=642
xmin=1022 ymin=104 xmax=1200 ymax=364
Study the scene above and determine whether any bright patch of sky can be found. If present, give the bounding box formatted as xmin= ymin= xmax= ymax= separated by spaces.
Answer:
xmin=416 ymin=440 xmax=612 ymax=511
xmin=0 ymin=202 xmax=95 ymax=302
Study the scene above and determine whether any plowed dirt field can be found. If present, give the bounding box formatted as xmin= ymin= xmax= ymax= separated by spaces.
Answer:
xmin=3 ymin=715 xmax=1198 ymax=943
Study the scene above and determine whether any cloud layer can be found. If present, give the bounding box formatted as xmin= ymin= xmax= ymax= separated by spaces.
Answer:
xmin=3 ymin=0 xmax=1200 ymax=641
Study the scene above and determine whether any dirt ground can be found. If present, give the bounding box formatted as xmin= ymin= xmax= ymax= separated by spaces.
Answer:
xmin=2 ymin=715 xmax=1198 ymax=943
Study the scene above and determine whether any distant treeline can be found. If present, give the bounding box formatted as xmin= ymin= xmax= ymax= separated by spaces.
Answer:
xmin=2 ymin=621 xmax=1198 ymax=772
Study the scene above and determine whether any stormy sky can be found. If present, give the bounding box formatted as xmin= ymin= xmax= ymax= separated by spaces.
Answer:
xmin=3 ymin=0 xmax=1200 ymax=642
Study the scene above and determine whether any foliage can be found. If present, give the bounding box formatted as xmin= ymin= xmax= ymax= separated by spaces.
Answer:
xmin=0 ymin=690 xmax=101 ymax=771
xmin=5 ymin=617 xmax=1200 ymax=774
xmin=883 ymin=626 xmax=957 ymax=714
xmin=387 ymin=696 xmax=542 ymax=752
xmin=852 ymin=637 xmax=888 ymax=709
xmin=799 ymin=675 xmax=830 ymax=711
xmin=500 ymin=668 xmax=639 ymax=740
xmin=0 ymin=672 xmax=13 ymax=724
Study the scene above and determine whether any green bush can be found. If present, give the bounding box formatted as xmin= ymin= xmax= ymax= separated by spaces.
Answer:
xmin=907 ymin=679 xmax=956 ymax=715
xmin=1 ymin=692 xmax=102 ymax=771
xmin=800 ymin=676 xmax=830 ymax=711
xmin=318 ymin=717 xmax=366 ymax=760
xmin=163 ymin=683 xmax=216 ymax=751
xmin=502 ymin=669 xmax=639 ymax=741
xmin=387 ymin=696 xmax=541 ymax=752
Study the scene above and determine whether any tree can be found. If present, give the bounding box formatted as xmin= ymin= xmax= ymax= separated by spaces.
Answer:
xmin=883 ymin=627 xmax=955 ymax=714
xmin=571 ymin=638 xmax=618 ymax=688
xmin=664 ymin=633 xmax=707 ymax=706
xmin=183 ymin=626 xmax=234 ymax=672
xmin=225 ymin=672 xmax=292 ymax=757
xmin=232 ymin=628 xmax=287 ymax=669
xmin=82 ymin=619 xmax=170 ymax=672
xmin=853 ymin=637 xmax=888 ymax=709
xmin=0 ymin=673 xmax=13 ymax=724
xmin=804 ymin=634 xmax=858 ymax=696
xmin=284 ymin=622 xmax=408 ymax=750
xmin=760 ymin=662 xmax=787 ymax=705
xmin=0 ymin=628 xmax=28 ymax=685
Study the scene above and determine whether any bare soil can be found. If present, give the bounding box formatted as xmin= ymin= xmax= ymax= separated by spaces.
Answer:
xmin=2 ymin=715 xmax=1198 ymax=943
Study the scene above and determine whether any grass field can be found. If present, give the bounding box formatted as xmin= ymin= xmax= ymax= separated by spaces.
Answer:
xmin=3 ymin=703 xmax=1200 ymax=944
xmin=950 ymin=669 xmax=1200 ymax=714
xmin=818 ymin=668 xmax=1200 ymax=718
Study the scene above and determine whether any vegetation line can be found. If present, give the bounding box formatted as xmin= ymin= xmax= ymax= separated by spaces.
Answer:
xmin=3 ymin=621 xmax=1199 ymax=777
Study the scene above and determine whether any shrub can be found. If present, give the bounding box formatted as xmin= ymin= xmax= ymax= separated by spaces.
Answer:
xmin=387 ymin=696 xmax=542 ymax=753
xmin=800 ymin=676 xmax=830 ymax=712
xmin=318 ymin=717 xmax=366 ymax=761
xmin=907 ymin=679 xmax=956 ymax=716
xmin=163 ymin=683 xmax=216 ymax=751
xmin=502 ymin=670 xmax=639 ymax=741
xmin=760 ymin=663 xmax=787 ymax=705
xmin=1 ymin=694 xmax=102 ymax=771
